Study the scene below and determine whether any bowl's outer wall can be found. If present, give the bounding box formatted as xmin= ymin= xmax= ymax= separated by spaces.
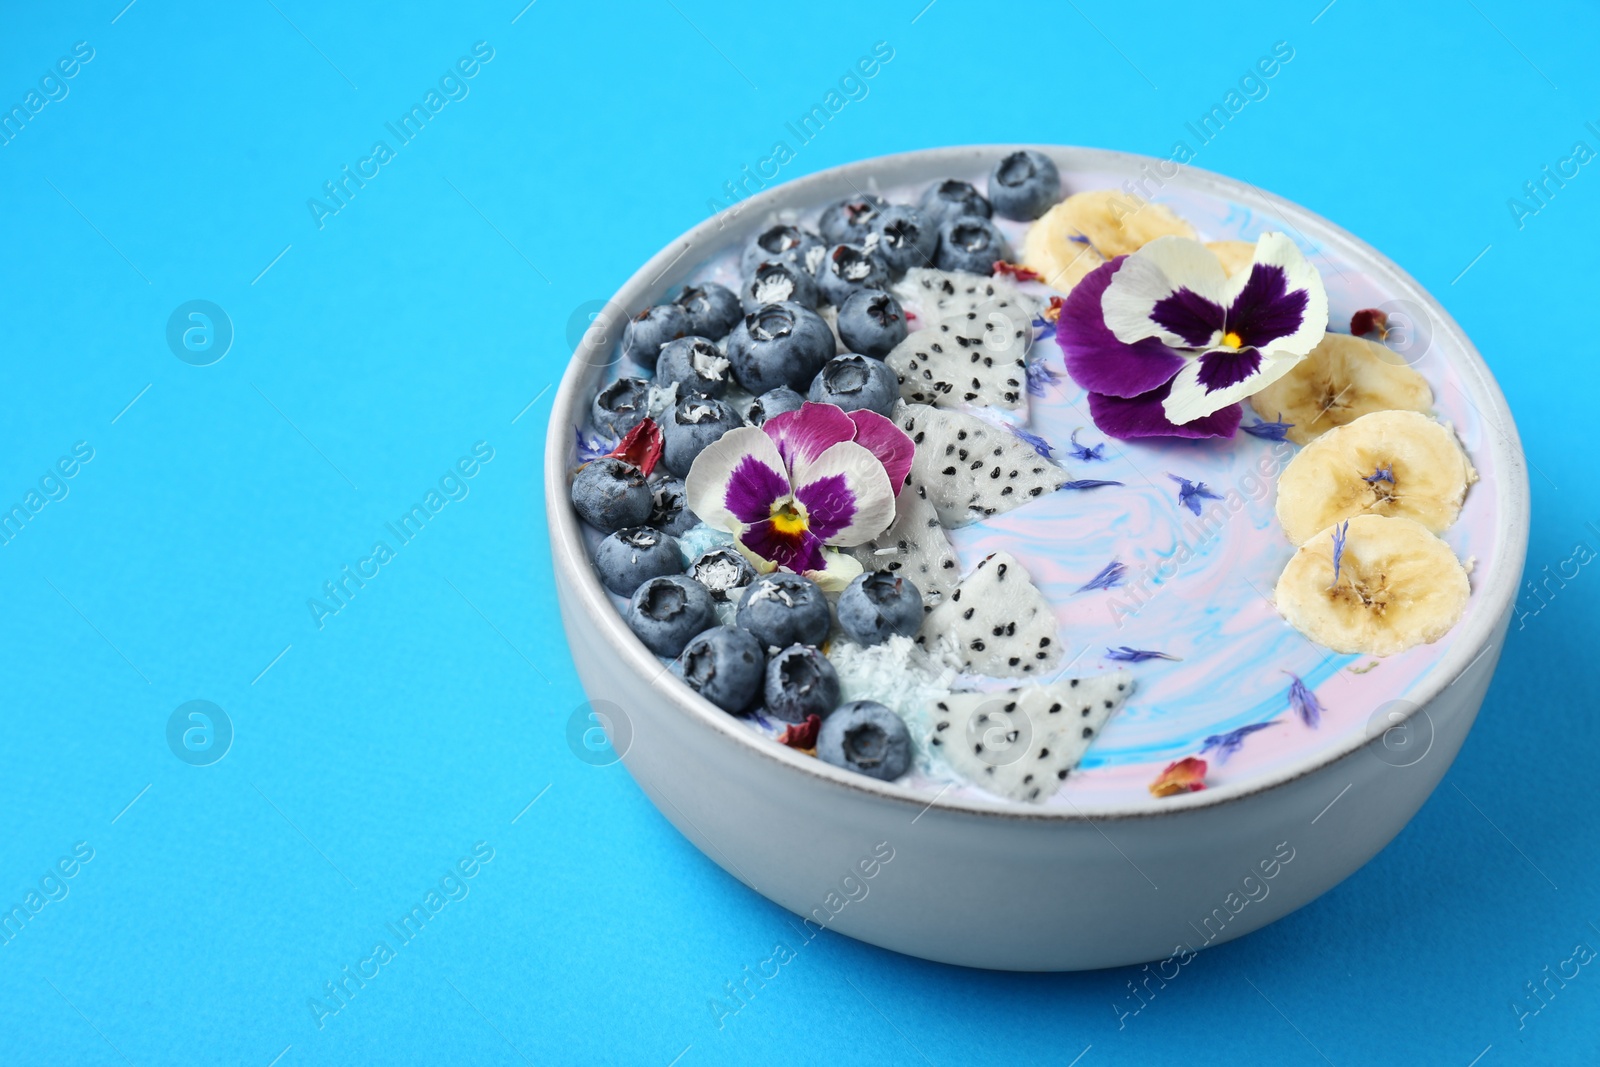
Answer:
xmin=545 ymin=146 xmax=1530 ymax=971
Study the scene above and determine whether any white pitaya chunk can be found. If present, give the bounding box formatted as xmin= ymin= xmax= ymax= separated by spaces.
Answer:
xmin=916 ymin=551 xmax=1061 ymax=677
xmin=847 ymin=490 xmax=960 ymax=607
xmin=893 ymin=268 xmax=1038 ymax=324
xmin=897 ymin=404 xmax=1068 ymax=527
xmin=927 ymin=671 xmax=1134 ymax=803
xmin=887 ymin=270 xmax=1036 ymax=413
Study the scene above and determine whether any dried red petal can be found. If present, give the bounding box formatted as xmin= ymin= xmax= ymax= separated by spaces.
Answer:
xmin=1350 ymin=308 xmax=1389 ymax=339
xmin=608 ymin=417 xmax=663 ymax=477
xmin=1149 ymin=756 xmax=1207 ymax=797
xmin=993 ymin=260 xmax=1044 ymax=283
xmin=779 ymin=714 xmax=822 ymax=752
xmin=1042 ymin=295 xmax=1064 ymax=324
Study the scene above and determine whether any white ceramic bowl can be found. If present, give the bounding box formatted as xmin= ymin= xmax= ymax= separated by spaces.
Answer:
xmin=545 ymin=146 xmax=1529 ymax=971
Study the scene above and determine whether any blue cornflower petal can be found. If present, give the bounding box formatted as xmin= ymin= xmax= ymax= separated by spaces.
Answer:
xmin=1199 ymin=721 xmax=1278 ymax=763
xmin=1330 ymin=519 xmax=1350 ymax=588
xmin=1066 ymin=429 xmax=1106 ymax=462
xmin=1241 ymin=413 xmax=1294 ymax=441
xmin=1024 ymin=357 xmax=1061 ymax=395
xmin=1075 ymin=560 xmax=1126 ymax=593
xmin=1168 ymin=474 xmax=1223 ymax=516
xmin=1364 ymin=464 xmax=1395 ymax=484
xmin=1062 ymin=479 xmax=1124 ymax=490
xmin=1285 ymin=672 xmax=1325 ymax=729
xmin=1007 ymin=424 xmax=1056 ymax=459
xmin=1105 ymin=647 xmax=1181 ymax=662
xmin=576 ymin=427 xmax=616 ymax=463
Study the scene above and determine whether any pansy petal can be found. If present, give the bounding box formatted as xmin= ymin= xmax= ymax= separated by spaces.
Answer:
xmin=1057 ymin=259 xmax=1187 ymax=399
xmin=740 ymin=519 xmax=827 ymax=574
xmin=763 ymin=402 xmax=858 ymax=470
xmin=1087 ymin=382 xmax=1241 ymax=441
xmin=1220 ymin=233 xmax=1328 ymax=356
xmin=1102 ymin=236 xmax=1230 ymax=348
xmin=791 ymin=440 xmax=895 ymax=547
xmin=684 ymin=426 xmax=789 ymax=533
xmin=846 ymin=408 xmax=915 ymax=494
xmin=1162 ymin=348 xmax=1305 ymax=426
xmin=804 ymin=548 xmax=864 ymax=593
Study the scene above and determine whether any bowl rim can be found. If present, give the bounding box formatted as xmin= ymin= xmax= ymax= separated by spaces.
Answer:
xmin=544 ymin=143 xmax=1530 ymax=822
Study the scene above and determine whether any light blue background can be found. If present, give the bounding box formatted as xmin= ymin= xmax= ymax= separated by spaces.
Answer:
xmin=2 ymin=1 xmax=1597 ymax=1063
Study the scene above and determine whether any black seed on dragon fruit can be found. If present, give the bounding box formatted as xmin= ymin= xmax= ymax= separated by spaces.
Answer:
xmin=897 ymin=404 xmax=1067 ymax=527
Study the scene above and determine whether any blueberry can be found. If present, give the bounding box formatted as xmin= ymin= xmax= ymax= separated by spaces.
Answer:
xmin=817 ymin=243 xmax=892 ymax=307
xmin=818 ymin=194 xmax=888 ymax=244
xmin=936 ymin=217 xmax=1011 ymax=274
xmin=835 ymin=289 xmax=908 ymax=359
xmin=672 ymin=282 xmax=743 ymax=340
xmin=591 ymin=376 xmax=651 ymax=438
xmin=621 ymin=304 xmax=690 ymax=369
xmin=661 ymin=397 xmax=742 ymax=477
xmin=674 ymin=625 xmax=764 ymax=713
xmin=817 ymin=700 xmax=911 ymax=781
xmin=868 ymin=204 xmax=939 ymax=277
xmin=919 ymin=179 xmax=992 ymax=226
xmin=571 ymin=457 xmax=652 ymax=532
xmin=987 ymin=149 xmax=1061 ymax=221
xmin=736 ymin=572 xmax=830 ymax=648
xmin=741 ymin=224 xmax=825 ymax=275
xmin=741 ymin=259 xmax=819 ymax=312
xmin=837 ymin=571 xmax=924 ymax=645
xmin=808 ymin=353 xmax=898 ymax=415
xmin=649 ymin=476 xmax=697 ymax=536
xmin=726 ymin=302 xmax=836 ymax=394
xmin=746 ymin=386 xmax=805 ymax=426
xmin=689 ymin=546 xmax=756 ymax=601
xmin=764 ymin=644 xmax=841 ymax=723
xmin=656 ymin=336 xmax=732 ymax=399
xmin=594 ymin=526 xmax=685 ymax=596
xmin=627 ymin=575 xmax=716 ymax=657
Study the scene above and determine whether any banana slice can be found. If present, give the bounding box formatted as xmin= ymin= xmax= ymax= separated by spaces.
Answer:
xmin=1275 ymin=514 xmax=1470 ymax=656
xmin=1250 ymin=332 xmax=1433 ymax=444
xmin=1206 ymin=240 xmax=1256 ymax=278
xmin=1276 ymin=410 xmax=1476 ymax=545
xmin=1020 ymin=190 xmax=1197 ymax=292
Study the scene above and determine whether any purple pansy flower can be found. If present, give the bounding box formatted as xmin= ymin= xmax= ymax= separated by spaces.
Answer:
xmin=1057 ymin=234 xmax=1328 ymax=439
xmin=684 ymin=402 xmax=913 ymax=588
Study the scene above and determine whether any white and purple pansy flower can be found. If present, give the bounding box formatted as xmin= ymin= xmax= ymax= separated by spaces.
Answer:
xmin=684 ymin=402 xmax=914 ymax=588
xmin=1057 ymin=233 xmax=1329 ymax=440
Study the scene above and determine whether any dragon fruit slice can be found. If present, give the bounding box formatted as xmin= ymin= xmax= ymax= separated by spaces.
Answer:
xmin=884 ymin=297 xmax=1031 ymax=411
xmin=897 ymin=404 xmax=1068 ymax=527
xmin=927 ymin=670 xmax=1134 ymax=803
xmin=847 ymin=490 xmax=960 ymax=608
xmin=893 ymin=268 xmax=1038 ymax=323
xmin=916 ymin=551 xmax=1061 ymax=677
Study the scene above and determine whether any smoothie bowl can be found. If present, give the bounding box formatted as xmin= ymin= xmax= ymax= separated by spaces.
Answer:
xmin=546 ymin=146 xmax=1528 ymax=970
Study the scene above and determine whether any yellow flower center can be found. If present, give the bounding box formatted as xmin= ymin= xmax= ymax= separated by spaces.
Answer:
xmin=769 ymin=500 xmax=808 ymax=535
xmin=1221 ymin=331 xmax=1243 ymax=349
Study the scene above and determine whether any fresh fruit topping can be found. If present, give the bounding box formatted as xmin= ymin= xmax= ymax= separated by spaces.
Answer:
xmin=1274 ymin=514 xmax=1471 ymax=656
xmin=935 ymin=217 xmax=1011 ymax=274
xmin=1249 ymin=332 xmax=1433 ymax=444
xmin=817 ymin=243 xmax=892 ymax=306
xmin=987 ymin=149 xmax=1061 ymax=221
xmin=764 ymin=644 xmax=842 ymax=723
xmin=778 ymin=714 xmax=823 ymax=752
xmin=926 ymin=671 xmax=1134 ymax=802
xmin=818 ymin=194 xmax=888 ymax=244
xmin=897 ymin=404 xmax=1068 ymax=527
xmin=656 ymin=337 xmax=733 ymax=399
xmin=836 ymin=289 xmax=909 ymax=358
xmin=868 ymin=204 xmax=940 ymax=276
xmin=741 ymin=225 xmax=825 ymax=275
xmin=885 ymin=291 xmax=1032 ymax=412
xmin=838 ymin=570 xmax=924 ymax=646
xmin=917 ymin=179 xmax=992 ymax=226
xmin=745 ymin=386 xmax=805 ymax=425
xmin=673 ymin=282 xmax=743 ymax=341
xmin=571 ymin=456 xmax=653 ymax=532
xmin=726 ymin=302 xmax=837 ymax=394
xmin=1149 ymin=757 xmax=1207 ymax=797
xmin=1205 ymin=240 xmax=1257 ymax=278
xmin=742 ymin=258 xmax=820 ymax=311
xmin=736 ymin=572 xmax=832 ymax=649
xmin=660 ymin=398 xmax=743 ymax=477
xmin=674 ymin=625 xmax=764 ymax=713
xmin=917 ymin=551 xmax=1061 ymax=678
xmin=621 ymin=303 xmax=691 ymax=369
xmin=1056 ymin=190 xmax=1197 ymax=260
xmin=593 ymin=526 xmax=685 ymax=596
xmin=845 ymin=491 xmax=960 ymax=607
xmin=816 ymin=700 xmax=911 ymax=781
xmin=607 ymin=417 xmax=663 ymax=476
xmin=688 ymin=546 xmax=756 ymax=602
xmin=1275 ymin=409 xmax=1476 ymax=545
xmin=626 ymin=575 xmax=717 ymax=657
xmin=648 ymin=476 xmax=697 ymax=536
xmin=808 ymin=353 xmax=899 ymax=415
xmin=591 ymin=376 xmax=651 ymax=438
